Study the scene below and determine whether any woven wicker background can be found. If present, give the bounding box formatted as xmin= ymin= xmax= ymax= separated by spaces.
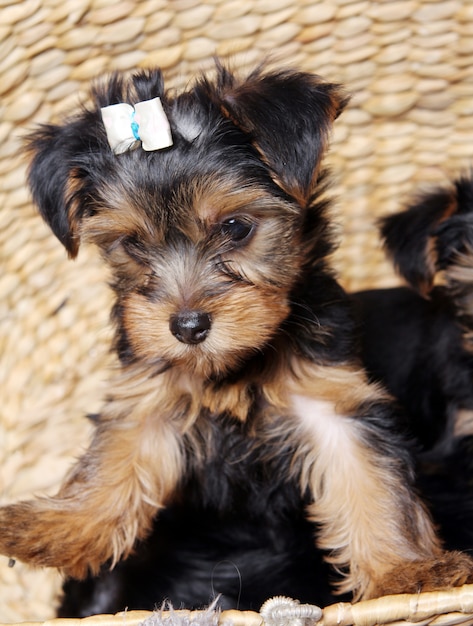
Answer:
xmin=1 ymin=0 xmax=473 ymax=622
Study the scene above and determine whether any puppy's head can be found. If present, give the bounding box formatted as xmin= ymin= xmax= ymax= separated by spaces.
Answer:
xmin=380 ymin=175 xmax=473 ymax=296
xmin=26 ymin=63 xmax=347 ymax=377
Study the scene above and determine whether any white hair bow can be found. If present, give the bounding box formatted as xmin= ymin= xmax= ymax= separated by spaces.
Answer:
xmin=100 ymin=97 xmax=173 ymax=155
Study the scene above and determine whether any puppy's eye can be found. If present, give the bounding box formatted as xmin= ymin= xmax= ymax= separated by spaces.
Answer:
xmin=220 ymin=218 xmax=254 ymax=243
xmin=122 ymin=235 xmax=147 ymax=264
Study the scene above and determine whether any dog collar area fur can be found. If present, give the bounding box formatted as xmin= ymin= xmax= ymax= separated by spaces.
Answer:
xmin=101 ymin=97 xmax=173 ymax=154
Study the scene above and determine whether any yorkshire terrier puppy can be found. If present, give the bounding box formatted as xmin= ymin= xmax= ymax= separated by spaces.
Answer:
xmin=355 ymin=174 xmax=473 ymax=452
xmin=1 ymin=64 xmax=472 ymax=611
xmin=354 ymin=175 xmax=473 ymax=573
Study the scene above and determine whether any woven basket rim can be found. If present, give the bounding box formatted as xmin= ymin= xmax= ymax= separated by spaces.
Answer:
xmin=4 ymin=584 xmax=473 ymax=626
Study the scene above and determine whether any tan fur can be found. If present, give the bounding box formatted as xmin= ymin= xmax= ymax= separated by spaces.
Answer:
xmin=371 ymin=552 xmax=473 ymax=597
xmin=123 ymin=282 xmax=291 ymax=380
xmin=441 ymin=247 xmax=473 ymax=350
xmin=0 ymin=365 xmax=188 ymax=577
xmin=288 ymin=360 xmax=389 ymax=413
xmin=192 ymin=178 xmax=300 ymax=224
xmin=282 ymin=362 xmax=443 ymax=599
xmin=454 ymin=408 xmax=473 ymax=438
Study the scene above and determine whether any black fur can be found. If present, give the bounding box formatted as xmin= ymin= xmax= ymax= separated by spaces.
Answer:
xmin=59 ymin=416 xmax=337 ymax=615
xmin=353 ymin=286 xmax=473 ymax=450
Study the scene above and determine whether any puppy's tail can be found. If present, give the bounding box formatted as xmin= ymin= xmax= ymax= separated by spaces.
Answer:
xmin=380 ymin=173 xmax=473 ymax=337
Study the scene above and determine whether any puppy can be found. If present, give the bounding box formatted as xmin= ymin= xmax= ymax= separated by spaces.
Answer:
xmin=354 ymin=175 xmax=473 ymax=452
xmin=1 ymin=64 xmax=472 ymax=611
xmin=354 ymin=175 xmax=473 ymax=576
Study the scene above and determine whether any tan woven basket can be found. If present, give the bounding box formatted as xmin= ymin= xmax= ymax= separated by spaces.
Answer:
xmin=1 ymin=0 xmax=473 ymax=623
xmin=3 ymin=587 xmax=473 ymax=626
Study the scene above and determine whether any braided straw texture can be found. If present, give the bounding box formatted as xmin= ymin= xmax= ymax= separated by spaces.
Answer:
xmin=1 ymin=0 xmax=473 ymax=622
xmin=3 ymin=586 xmax=473 ymax=626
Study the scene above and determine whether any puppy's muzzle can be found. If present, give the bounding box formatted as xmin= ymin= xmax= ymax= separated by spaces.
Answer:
xmin=169 ymin=311 xmax=212 ymax=344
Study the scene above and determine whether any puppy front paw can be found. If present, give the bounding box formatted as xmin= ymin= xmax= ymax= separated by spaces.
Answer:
xmin=367 ymin=551 xmax=473 ymax=598
xmin=0 ymin=500 xmax=114 ymax=578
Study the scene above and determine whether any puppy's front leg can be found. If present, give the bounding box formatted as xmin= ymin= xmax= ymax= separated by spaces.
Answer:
xmin=0 ymin=381 xmax=185 ymax=578
xmin=290 ymin=364 xmax=473 ymax=600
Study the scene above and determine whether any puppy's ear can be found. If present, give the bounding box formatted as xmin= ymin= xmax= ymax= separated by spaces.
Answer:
xmin=216 ymin=66 xmax=348 ymax=204
xmin=25 ymin=112 xmax=103 ymax=258
xmin=380 ymin=175 xmax=473 ymax=296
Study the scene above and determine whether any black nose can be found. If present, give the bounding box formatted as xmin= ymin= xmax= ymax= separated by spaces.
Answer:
xmin=169 ymin=311 xmax=212 ymax=344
